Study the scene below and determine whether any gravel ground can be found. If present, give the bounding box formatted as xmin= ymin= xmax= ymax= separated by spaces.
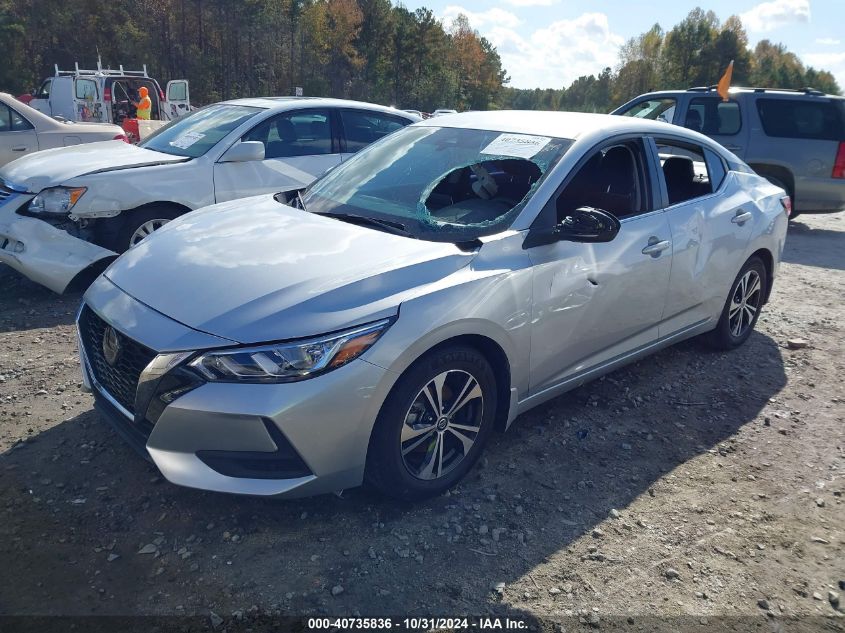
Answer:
xmin=0 ymin=213 xmax=843 ymax=631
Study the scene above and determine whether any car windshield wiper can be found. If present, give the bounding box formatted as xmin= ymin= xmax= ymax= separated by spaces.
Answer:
xmin=296 ymin=189 xmax=307 ymax=212
xmin=316 ymin=212 xmax=413 ymax=238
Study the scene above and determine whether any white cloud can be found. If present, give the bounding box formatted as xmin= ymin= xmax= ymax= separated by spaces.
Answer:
xmin=501 ymin=0 xmax=560 ymax=7
xmin=441 ymin=5 xmax=522 ymax=29
xmin=815 ymin=37 xmax=841 ymax=46
xmin=443 ymin=11 xmax=623 ymax=89
xmin=739 ymin=0 xmax=810 ymax=33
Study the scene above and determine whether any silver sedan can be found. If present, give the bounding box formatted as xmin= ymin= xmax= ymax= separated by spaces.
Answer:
xmin=77 ymin=111 xmax=789 ymax=500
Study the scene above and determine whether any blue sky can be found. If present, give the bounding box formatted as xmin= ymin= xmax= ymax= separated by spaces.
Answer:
xmin=399 ymin=0 xmax=845 ymax=91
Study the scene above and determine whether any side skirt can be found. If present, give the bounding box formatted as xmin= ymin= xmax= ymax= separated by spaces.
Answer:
xmin=513 ymin=318 xmax=713 ymax=419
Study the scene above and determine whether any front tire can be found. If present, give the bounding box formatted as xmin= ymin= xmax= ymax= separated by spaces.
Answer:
xmin=705 ymin=257 xmax=767 ymax=350
xmin=365 ymin=345 xmax=497 ymax=501
xmin=114 ymin=205 xmax=184 ymax=252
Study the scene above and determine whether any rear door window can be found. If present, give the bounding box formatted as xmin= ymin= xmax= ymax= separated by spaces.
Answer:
xmin=75 ymin=79 xmax=98 ymax=100
xmin=756 ymin=98 xmax=845 ymax=140
xmin=655 ymin=139 xmax=716 ymax=205
xmin=686 ymin=98 xmax=741 ymax=135
xmin=339 ymin=109 xmax=414 ymax=153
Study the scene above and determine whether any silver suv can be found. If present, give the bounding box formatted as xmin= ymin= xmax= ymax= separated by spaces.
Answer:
xmin=613 ymin=87 xmax=845 ymax=218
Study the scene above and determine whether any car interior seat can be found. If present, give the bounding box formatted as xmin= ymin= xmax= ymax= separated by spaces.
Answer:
xmin=662 ymin=156 xmax=696 ymax=204
xmin=265 ymin=119 xmax=297 ymax=158
xmin=595 ymin=146 xmax=638 ymax=216
xmin=309 ymin=120 xmax=332 ymax=153
xmin=684 ymin=109 xmax=703 ymax=133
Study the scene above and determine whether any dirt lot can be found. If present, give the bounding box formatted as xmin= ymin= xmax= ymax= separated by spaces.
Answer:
xmin=0 ymin=213 xmax=843 ymax=631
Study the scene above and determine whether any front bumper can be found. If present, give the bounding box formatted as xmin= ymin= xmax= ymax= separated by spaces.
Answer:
xmin=0 ymin=191 xmax=114 ymax=293
xmin=79 ymin=279 xmax=394 ymax=498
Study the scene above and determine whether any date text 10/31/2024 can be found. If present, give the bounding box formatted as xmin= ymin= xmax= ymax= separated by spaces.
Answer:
xmin=307 ymin=617 xmax=528 ymax=630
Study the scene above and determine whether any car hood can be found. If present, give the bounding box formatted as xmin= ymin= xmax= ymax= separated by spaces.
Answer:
xmin=105 ymin=195 xmax=475 ymax=344
xmin=0 ymin=141 xmax=187 ymax=193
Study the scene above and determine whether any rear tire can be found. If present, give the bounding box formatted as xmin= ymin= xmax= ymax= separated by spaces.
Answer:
xmin=705 ymin=257 xmax=767 ymax=350
xmin=114 ymin=205 xmax=184 ymax=252
xmin=365 ymin=345 xmax=497 ymax=501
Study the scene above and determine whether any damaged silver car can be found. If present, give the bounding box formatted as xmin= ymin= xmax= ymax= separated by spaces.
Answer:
xmin=77 ymin=111 xmax=789 ymax=500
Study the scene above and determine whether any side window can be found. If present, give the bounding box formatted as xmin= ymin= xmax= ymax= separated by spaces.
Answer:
xmin=75 ymin=78 xmax=98 ymax=100
xmin=36 ymin=79 xmax=51 ymax=100
xmin=704 ymin=148 xmax=727 ymax=191
xmin=9 ymin=106 xmax=33 ymax=131
xmin=619 ymin=98 xmax=677 ymax=123
xmin=686 ymin=98 xmax=741 ymax=135
xmin=167 ymin=82 xmax=187 ymax=101
xmin=656 ymin=139 xmax=716 ymax=205
xmin=756 ymin=98 xmax=845 ymax=141
xmin=0 ymin=105 xmax=33 ymax=132
xmin=556 ymin=140 xmax=651 ymax=221
xmin=243 ymin=109 xmax=333 ymax=159
xmin=340 ymin=109 xmax=410 ymax=153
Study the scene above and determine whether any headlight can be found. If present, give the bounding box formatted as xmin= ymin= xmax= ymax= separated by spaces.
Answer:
xmin=28 ymin=187 xmax=87 ymax=215
xmin=188 ymin=319 xmax=392 ymax=383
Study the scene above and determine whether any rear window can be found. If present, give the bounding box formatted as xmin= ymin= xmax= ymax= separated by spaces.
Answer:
xmin=756 ymin=98 xmax=845 ymax=141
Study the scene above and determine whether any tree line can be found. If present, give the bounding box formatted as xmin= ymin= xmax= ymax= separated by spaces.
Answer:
xmin=502 ymin=8 xmax=841 ymax=111
xmin=0 ymin=2 xmax=840 ymax=113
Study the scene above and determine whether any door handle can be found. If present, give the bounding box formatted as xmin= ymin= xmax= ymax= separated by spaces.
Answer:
xmin=724 ymin=145 xmax=742 ymax=152
xmin=642 ymin=237 xmax=671 ymax=257
xmin=12 ymin=146 xmax=27 ymax=152
xmin=731 ymin=210 xmax=752 ymax=225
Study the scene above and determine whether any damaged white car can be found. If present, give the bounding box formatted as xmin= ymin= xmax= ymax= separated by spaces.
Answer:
xmin=0 ymin=97 xmax=417 ymax=293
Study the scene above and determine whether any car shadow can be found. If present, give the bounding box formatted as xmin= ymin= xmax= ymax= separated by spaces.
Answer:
xmin=0 ymin=265 xmax=82 ymax=333
xmin=783 ymin=217 xmax=845 ymax=271
xmin=0 ymin=330 xmax=787 ymax=620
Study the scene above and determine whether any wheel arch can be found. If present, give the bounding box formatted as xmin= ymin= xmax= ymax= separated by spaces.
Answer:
xmin=426 ymin=334 xmax=513 ymax=432
xmin=748 ymin=247 xmax=775 ymax=304
xmin=96 ymin=201 xmax=194 ymax=250
xmin=748 ymin=163 xmax=794 ymax=200
xmin=124 ymin=200 xmax=194 ymax=216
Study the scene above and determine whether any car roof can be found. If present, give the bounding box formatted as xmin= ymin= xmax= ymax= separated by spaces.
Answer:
xmin=219 ymin=96 xmax=415 ymax=116
xmin=415 ymin=110 xmax=691 ymax=140
xmin=632 ymin=87 xmax=844 ymax=100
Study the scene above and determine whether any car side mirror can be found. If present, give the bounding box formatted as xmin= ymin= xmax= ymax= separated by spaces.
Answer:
xmin=219 ymin=140 xmax=265 ymax=163
xmin=524 ymin=207 xmax=620 ymax=248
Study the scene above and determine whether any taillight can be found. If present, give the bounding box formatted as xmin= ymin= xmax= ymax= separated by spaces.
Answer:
xmin=113 ymin=134 xmax=130 ymax=143
xmin=104 ymin=87 xmax=112 ymax=102
xmin=158 ymin=88 xmax=165 ymax=101
xmin=833 ymin=141 xmax=845 ymax=179
xmin=780 ymin=195 xmax=792 ymax=217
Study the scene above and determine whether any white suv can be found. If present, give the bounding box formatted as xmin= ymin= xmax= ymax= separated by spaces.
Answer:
xmin=0 ymin=98 xmax=418 ymax=293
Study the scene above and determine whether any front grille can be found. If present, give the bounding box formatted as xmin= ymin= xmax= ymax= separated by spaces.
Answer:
xmin=79 ymin=305 xmax=157 ymax=415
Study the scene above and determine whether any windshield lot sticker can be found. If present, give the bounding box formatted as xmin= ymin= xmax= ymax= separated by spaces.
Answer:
xmin=170 ymin=131 xmax=206 ymax=149
xmin=481 ymin=134 xmax=551 ymax=159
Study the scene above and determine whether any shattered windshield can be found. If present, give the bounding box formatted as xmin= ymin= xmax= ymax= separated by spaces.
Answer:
xmin=301 ymin=126 xmax=572 ymax=242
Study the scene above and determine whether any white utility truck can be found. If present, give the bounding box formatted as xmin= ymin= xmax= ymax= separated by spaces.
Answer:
xmin=28 ymin=63 xmax=190 ymax=139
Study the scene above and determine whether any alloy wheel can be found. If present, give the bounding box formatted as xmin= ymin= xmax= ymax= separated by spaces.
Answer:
xmin=728 ymin=269 xmax=762 ymax=338
xmin=129 ymin=219 xmax=171 ymax=246
xmin=400 ymin=369 xmax=484 ymax=480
